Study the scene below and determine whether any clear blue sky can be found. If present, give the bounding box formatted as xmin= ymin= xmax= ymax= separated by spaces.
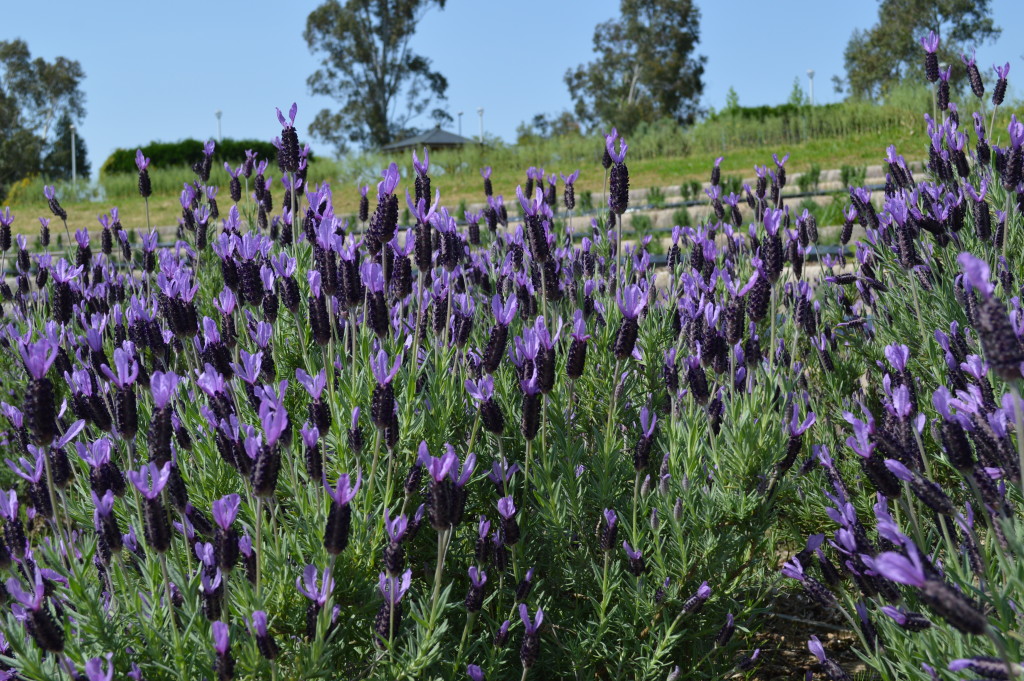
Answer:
xmin=4 ymin=0 xmax=1022 ymax=169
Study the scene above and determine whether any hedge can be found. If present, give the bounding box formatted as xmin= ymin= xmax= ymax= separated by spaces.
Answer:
xmin=99 ymin=138 xmax=313 ymax=177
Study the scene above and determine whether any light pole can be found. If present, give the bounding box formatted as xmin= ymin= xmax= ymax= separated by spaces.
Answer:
xmin=69 ymin=123 xmax=76 ymax=185
xmin=458 ymin=111 xmax=463 ymax=136
xmin=477 ymin=107 xmax=484 ymax=144
xmin=807 ymin=69 xmax=815 ymax=106
xmin=215 ymin=110 xmax=223 ymax=142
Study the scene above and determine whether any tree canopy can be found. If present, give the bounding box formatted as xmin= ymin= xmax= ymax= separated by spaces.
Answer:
xmin=304 ymin=0 xmax=449 ymax=153
xmin=0 ymin=39 xmax=87 ymax=199
xmin=564 ymin=0 xmax=706 ymax=135
xmin=841 ymin=0 xmax=1000 ymax=99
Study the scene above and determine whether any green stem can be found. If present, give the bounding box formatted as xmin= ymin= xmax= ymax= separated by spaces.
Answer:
xmin=429 ymin=528 xmax=451 ymax=624
xmin=365 ymin=430 xmax=383 ymax=519
xmin=160 ymin=553 xmax=185 ymax=676
xmin=255 ymin=496 xmax=263 ymax=598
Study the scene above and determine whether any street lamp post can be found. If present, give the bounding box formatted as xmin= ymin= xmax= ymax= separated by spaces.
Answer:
xmin=807 ymin=69 xmax=815 ymax=106
xmin=69 ymin=123 xmax=76 ymax=185
xmin=215 ymin=110 xmax=223 ymax=142
xmin=477 ymin=107 xmax=484 ymax=144
xmin=458 ymin=111 xmax=463 ymax=137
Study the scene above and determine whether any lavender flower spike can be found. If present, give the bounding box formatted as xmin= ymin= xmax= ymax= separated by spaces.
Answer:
xmin=325 ymin=471 xmax=362 ymax=506
xmin=127 ymin=461 xmax=172 ymax=500
xmin=84 ymin=653 xmax=114 ymax=681
xmin=212 ymin=494 xmax=241 ymax=531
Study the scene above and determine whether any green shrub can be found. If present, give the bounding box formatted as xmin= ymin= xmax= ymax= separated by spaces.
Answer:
xmin=796 ymin=163 xmax=821 ymax=193
xmin=840 ymin=164 xmax=867 ymax=188
xmin=720 ymin=175 xmax=742 ymax=196
xmin=672 ymin=206 xmax=692 ymax=227
xmin=579 ymin=190 xmax=594 ymax=212
xmin=101 ymin=138 xmax=297 ymax=176
xmin=680 ymin=181 xmax=702 ymax=201
xmin=630 ymin=213 xmax=653 ymax=233
xmin=647 ymin=186 xmax=666 ymax=209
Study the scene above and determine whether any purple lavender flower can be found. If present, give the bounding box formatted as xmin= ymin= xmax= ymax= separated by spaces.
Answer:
xmin=519 ymin=604 xmax=544 ymax=668
xmin=212 ymin=494 xmax=241 ymax=531
xmin=324 ymin=471 xmax=360 ymax=555
xmin=622 ymin=541 xmax=647 ymax=576
xmin=84 ymin=653 xmax=114 ymax=681
xmin=921 ymin=31 xmax=940 ymax=82
xmin=7 ymin=570 xmax=64 ymax=652
xmin=374 ymin=568 xmax=412 ymax=646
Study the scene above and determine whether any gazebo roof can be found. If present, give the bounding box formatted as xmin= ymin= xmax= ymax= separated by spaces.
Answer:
xmin=380 ymin=127 xmax=475 ymax=151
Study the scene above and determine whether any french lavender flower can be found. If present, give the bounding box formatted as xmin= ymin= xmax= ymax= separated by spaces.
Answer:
xmin=561 ymin=169 xmax=580 ymax=210
xmin=147 ymin=371 xmax=178 ymax=466
xmin=480 ymin=166 xmax=493 ymax=197
xmin=520 ymin=371 xmax=542 ymax=441
xmin=863 ymin=545 xmax=987 ymax=634
xmin=948 ymin=657 xmax=1023 ymax=678
xmin=781 ymin=557 xmax=836 ymax=609
xmin=680 ymin=581 xmax=712 ymax=615
xmin=84 ymin=653 xmax=114 ymax=681
xmin=483 ymin=295 xmax=518 ymax=373
xmin=808 ymin=635 xmax=852 ymax=681
xmin=566 ymin=310 xmax=591 ymax=379
xmin=19 ymin=338 xmax=59 ymax=446
xmin=136 ymin=149 xmax=152 ymax=199
xmin=622 ymin=541 xmax=647 ymax=576
xmin=7 ymin=570 xmax=64 ymax=653
xmin=374 ymin=569 xmax=412 ymax=648
xmin=465 ymin=566 xmax=487 ymax=613
xmin=128 ymin=461 xmax=172 ymax=552
xmin=613 ymin=284 xmax=646 ymax=359
xmin=323 ymin=471 xmax=360 ymax=555
xmin=600 ymin=509 xmax=618 ymax=551
xmin=958 ymin=253 xmax=1023 ymax=379
xmin=993 ymin=62 xmax=1010 ymax=106
xmin=368 ymin=163 xmax=400 ymax=255
xmin=515 ymin=567 xmax=536 ymax=603
xmin=519 ymin=604 xmax=544 ymax=669
xmin=880 ymin=605 xmax=931 ymax=631
xmin=276 ymin=103 xmax=300 ymax=173
xmin=348 ymin=407 xmax=364 ymax=453
xmin=420 ymin=443 xmax=475 ymax=530
xmin=0 ymin=208 xmax=11 ymax=256
xmin=383 ymin=509 xmax=410 ymax=574
xmin=606 ymin=132 xmax=629 ymax=215
xmin=297 ymin=368 xmax=330 ymax=433
xmin=466 ymin=375 xmax=505 ymax=435
xmin=213 ymin=620 xmax=234 ymax=681
xmin=92 ymin=490 xmax=122 ymax=563
xmin=297 ymin=564 xmax=334 ymax=640
xmin=251 ymin=610 xmax=279 ymax=660
xmin=212 ymin=494 xmax=241 ymax=572
xmin=497 ymin=496 xmax=519 ymax=546
xmin=920 ymin=31 xmax=940 ymax=83
xmin=43 ymin=185 xmax=67 ymax=221
xmin=961 ymin=50 xmax=985 ymax=98
xmin=370 ymin=349 xmax=401 ymax=431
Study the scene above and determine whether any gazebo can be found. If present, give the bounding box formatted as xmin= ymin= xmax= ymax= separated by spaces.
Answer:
xmin=380 ymin=127 xmax=476 ymax=152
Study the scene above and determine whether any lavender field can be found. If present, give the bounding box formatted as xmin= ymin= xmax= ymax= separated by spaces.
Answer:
xmin=0 ymin=30 xmax=1023 ymax=681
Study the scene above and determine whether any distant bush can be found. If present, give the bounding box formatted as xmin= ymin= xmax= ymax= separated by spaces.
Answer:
xmin=840 ymin=164 xmax=867 ymax=188
xmin=721 ymin=175 xmax=742 ymax=196
xmin=680 ymin=181 xmax=702 ymax=202
xmin=796 ymin=163 xmax=821 ymax=193
xmin=579 ymin=190 xmax=594 ymax=212
xmin=672 ymin=206 xmax=692 ymax=228
xmin=630 ymin=213 xmax=653 ymax=233
xmin=101 ymin=138 xmax=302 ymax=176
xmin=647 ymin=186 xmax=665 ymax=208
